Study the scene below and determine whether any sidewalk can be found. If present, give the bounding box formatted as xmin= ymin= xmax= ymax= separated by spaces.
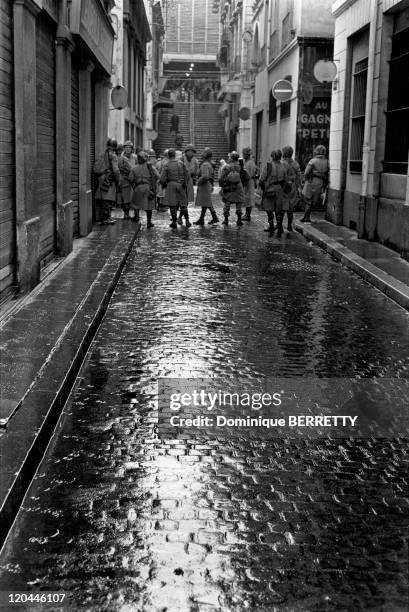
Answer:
xmin=294 ymin=213 xmax=409 ymax=311
xmin=0 ymin=219 xmax=140 ymax=545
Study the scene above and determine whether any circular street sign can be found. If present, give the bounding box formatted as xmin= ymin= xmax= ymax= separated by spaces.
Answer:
xmin=272 ymin=79 xmax=293 ymax=102
xmin=238 ymin=107 xmax=251 ymax=121
xmin=146 ymin=129 xmax=158 ymax=141
xmin=111 ymin=85 xmax=128 ymax=110
xmin=313 ymin=59 xmax=337 ymax=83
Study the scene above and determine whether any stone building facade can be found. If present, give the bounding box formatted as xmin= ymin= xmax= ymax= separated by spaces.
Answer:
xmin=250 ymin=0 xmax=334 ymax=167
xmin=327 ymin=0 xmax=409 ymax=258
xmin=108 ymin=0 xmax=151 ymax=148
xmin=0 ymin=0 xmax=115 ymax=303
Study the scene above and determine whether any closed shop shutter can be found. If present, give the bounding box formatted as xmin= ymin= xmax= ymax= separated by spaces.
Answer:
xmin=36 ymin=13 xmax=56 ymax=267
xmin=90 ymin=75 xmax=96 ymax=222
xmin=71 ymin=61 xmax=79 ymax=236
xmin=0 ymin=2 xmax=16 ymax=302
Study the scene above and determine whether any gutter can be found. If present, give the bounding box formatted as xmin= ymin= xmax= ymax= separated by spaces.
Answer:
xmin=358 ymin=0 xmax=378 ymax=239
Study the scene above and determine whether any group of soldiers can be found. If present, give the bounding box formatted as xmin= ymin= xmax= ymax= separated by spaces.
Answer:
xmin=93 ymin=138 xmax=329 ymax=234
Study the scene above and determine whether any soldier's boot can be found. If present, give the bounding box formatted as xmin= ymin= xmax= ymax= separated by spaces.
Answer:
xmin=122 ymin=205 xmax=130 ymax=219
xmin=222 ymin=213 xmax=229 ymax=226
xmin=208 ymin=208 xmax=219 ymax=224
xmin=276 ymin=211 xmax=284 ymax=236
xmin=300 ymin=204 xmax=312 ymax=223
xmin=243 ymin=207 xmax=252 ymax=221
xmin=264 ymin=211 xmax=275 ymax=232
xmin=146 ymin=210 xmax=154 ymax=229
xmin=287 ymin=212 xmax=294 ymax=232
xmin=169 ymin=208 xmax=178 ymax=228
xmin=183 ymin=208 xmax=192 ymax=227
xmin=236 ymin=211 xmax=243 ymax=226
xmin=177 ymin=210 xmax=183 ymax=225
xmin=193 ymin=208 xmax=206 ymax=225
xmin=133 ymin=210 xmax=140 ymax=223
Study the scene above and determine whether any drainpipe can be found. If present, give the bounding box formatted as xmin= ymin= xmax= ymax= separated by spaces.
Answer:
xmin=358 ymin=0 xmax=378 ymax=238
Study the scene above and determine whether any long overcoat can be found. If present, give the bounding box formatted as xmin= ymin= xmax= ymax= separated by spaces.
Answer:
xmin=259 ymin=161 xmax=286 ymax=212
xmin=281 ymin=158 xmax=301 ymax=211
xmin=94 ymin=151 xmax=120 ymax=202
xmin=302 ymin=154 xmax=329 ymax=206
xmin=160 ymin=160 xmax=188 ymax=207
xmin=129 ymin=162 xmax=156 ymax=211
xmin=195 ymin=160 xmax=214 ymax=208
xmin=243 ymin=158 xmax=257 ymax=207
xmin=183 ymin=155 xmax=199 ymax=202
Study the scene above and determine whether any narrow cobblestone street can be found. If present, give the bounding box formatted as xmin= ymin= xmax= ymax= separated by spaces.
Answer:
xmin=0 ymin=205 xmax=408 ymax=611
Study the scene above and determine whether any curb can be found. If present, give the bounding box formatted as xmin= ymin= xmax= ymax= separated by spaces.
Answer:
xmin=295 ymin=221 xmax=409 ymax=312
xmin=0 ymin=224 xmax=141 ymax=549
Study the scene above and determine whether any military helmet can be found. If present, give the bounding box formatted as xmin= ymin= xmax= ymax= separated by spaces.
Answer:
xmin=314 ymin=145 xmax=327 ymax=156
xmin=230 ymin=150 xmax=239 ymax=161
xmin=270 ymin=149 xmax=282 ymax=161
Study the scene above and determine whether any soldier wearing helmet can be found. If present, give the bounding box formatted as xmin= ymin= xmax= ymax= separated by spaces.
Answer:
xmin=281 ymin=145 xmax=301 ymax=231
xmin=300 ymin=145 xmax=329 ymax=223
xmin=259 ymin=150 xmax=286 ymax=235
xmin=128 ymin=150 xmax=158 ymax=229
xmin=93 ymin=138 xmax=120 ymax=224
xmin=179 ymin=144 xmax=199 ymax=225
xmin=218 ymin=151 xmax=250 ymax=226
xmin=241 ymin=147 xmax=258 ymax=222
xmin=159 ymin=148 xmax=190 ymax=228
xmin=194 ymin=148 xmax=219 ymax=226
xmin=118 ymin=141 xmax=137 ymax=219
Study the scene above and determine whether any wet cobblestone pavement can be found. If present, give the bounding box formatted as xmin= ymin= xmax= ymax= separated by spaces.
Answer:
xmin=1 ymin=206 xmax=409 ymax=611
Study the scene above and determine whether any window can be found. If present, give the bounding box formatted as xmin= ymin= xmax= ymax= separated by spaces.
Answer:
xmin=349 ymin=57 xmax=368 ymax=173
xmin=280 ymin=75 xmax=292 ymax=119
xmin=281 ymin=12 xmax=293 ymax=50
xmin=269 ymin=30 xmax=278 ymax=62
xmin=384 ymin=11 xmax=409 ymax=175
xmin=269 ymin=90 xmax=277 ymax=123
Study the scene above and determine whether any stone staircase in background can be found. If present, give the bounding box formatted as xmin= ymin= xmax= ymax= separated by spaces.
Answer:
xmin=155 ymin=101 xmax=229 ymax=177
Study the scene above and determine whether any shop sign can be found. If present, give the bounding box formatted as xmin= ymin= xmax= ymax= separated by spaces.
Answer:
xmin=297 ymin=98 xmax=331 ymax=169
xmin=70 ymin=0 xmax=115 ymax=75
xmin=299 ymin=101 xmax=330 ymax=140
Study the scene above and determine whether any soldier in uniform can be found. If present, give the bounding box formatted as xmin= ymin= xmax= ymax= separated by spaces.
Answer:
xmin=118 ymin=140 xmax=137 ymax=219
xmin=219 ymin=151 xmax=249 ymax=226
xmin=129 ymin=150 xmax=157 ymax=229
xmin=259 ymin=149 xmax=286 ymax=235
xmin=281 ymin=145 xmax=301 ymax=231
xmin=242 ymin=147 xmax=257 ymax=222
xmin=160 ymin=148 xmax=190 ymax=228
xmin=300 ymin=144 xmax=329 ymax=223
xmin=194 ymin=148 xmax=219 ymax=225
xmin=179 ymin=144 xmax=199 ymax=224
xmin=93 ymin=138 xmax=120 ymax=224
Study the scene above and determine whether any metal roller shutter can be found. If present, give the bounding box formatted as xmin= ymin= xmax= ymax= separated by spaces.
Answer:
xmin=71 ymin=62 xmax=79 ymax=236
xmin=36 ymin=13 xmax=56 ymax=267
xmin=90 ymin=75 xmax=96 ymax=222
xmin=0 ymin=2 xmax=16 ymax=302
